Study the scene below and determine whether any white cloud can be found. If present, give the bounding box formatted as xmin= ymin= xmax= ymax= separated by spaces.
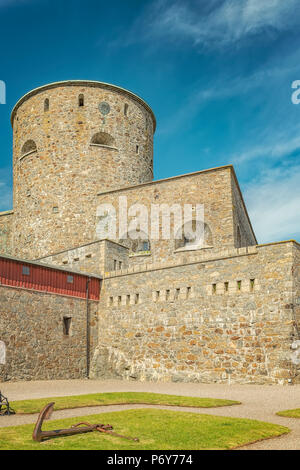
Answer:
xmin=232 ymin=126 xmax=300 ymax=165
xmin=244 ymin=165 xmax=300 ymax=243
xmin=140 ymin=0 xmax=300 ymax=49
xmin=158 ymin=60 xmax=297 ymax=136
xmin=0 ymin=169 xmax=12 ymax=212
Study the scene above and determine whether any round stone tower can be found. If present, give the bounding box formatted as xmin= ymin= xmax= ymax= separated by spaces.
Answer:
xmin=11 ymin=80 xmax=155 ymax=258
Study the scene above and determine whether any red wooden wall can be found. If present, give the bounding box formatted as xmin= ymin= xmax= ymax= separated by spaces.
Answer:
xmin=0 ymin=257 xmax=100 ymax=300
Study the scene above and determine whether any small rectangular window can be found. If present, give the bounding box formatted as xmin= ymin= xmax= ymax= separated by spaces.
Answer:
xmin=109 ymin=296 xmax=113 ymax=306
xmin=156 ymin=291 xmax=160 ymax=301
xmin=135 ymin=293 xmax=139 ymax=304
xmin=114 ymin=260 xmax=117 ymax=270
xmin=126 ymin=294 xmax=130 ymax=305
xmin=212 ymin=284 xmax=217 ymax=294
xmin=237 ymin=280 xmax=242 ymax=291
xmin=63 ymin=317 xmax=72 ymax=336
xmin=187 ymin=287 xmax=191 ymax=299
xmin=52 ymin=206 xmax=59 ymax=213
xmin=136 ymin=145 xmax=139 ymax=154
xmin=79 ymin=94 xmax=84 ymax=107
xmin=67 ymin=275 xmax=74 ymax=284
xmin=118 ymin=296 xmax=122 ymax=305
xmin=85 ymin=254 xmax=92 ymax=259
xmin=174 ymin=288 xmax=180 ymax=300
xmin=22 ymin=265 xmax=30 ymax=276
xmin=224 ymin=282 xmax=229 ymax=292
xmin=119 ymin=261 xmax=122 ymax=269
xmin=73 ymin=257 xmax=79 ymax=262
xmin=250 ymin=279 xmax=255 ymax=292
xmin=166 ymin=289 xmax=170 ymax=300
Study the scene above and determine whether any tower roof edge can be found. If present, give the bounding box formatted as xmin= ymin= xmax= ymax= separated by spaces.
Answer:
xmin=10 ymin=80 xmax=156 ymax=131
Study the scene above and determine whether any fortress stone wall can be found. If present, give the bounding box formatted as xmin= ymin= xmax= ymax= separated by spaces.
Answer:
xmin=91 ymin=241 xmax=300 ymax=385
xmin=0 ymin=211 xmax=13 ymax=255
xmin=0 ymin=80 xmax=299 ymax=384
xmin=96 ymin=166 xmax=257 ymax=265
xmin=0 ymin=284 xmax=99 ymax=382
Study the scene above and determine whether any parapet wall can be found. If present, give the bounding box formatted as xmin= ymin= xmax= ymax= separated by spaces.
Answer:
xmin=92 ymin=241 xmax=299 ymax=385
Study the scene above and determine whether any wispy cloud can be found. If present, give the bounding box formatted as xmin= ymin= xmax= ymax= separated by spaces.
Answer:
xmin=125 ymin=0 xmax=300 ymax=50
xmin=0 ymin=169 xmax=12 ymax=212
xmin=244 ymin=164 xmax=300 ymax=242
xmin=232 ymin=132 xmax=300 ymax=165
xmin=158 ymin=59 xmax=297 ymax=135
xmin=0 ymin=0 xmax=33 ymax=7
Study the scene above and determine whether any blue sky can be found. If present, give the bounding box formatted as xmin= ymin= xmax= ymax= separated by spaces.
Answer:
xmin=0 ymin=0 xmax=299 ymax=243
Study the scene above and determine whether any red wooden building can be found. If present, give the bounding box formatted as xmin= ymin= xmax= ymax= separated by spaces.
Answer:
xmin=0 ymin=255 xmax=101 ymax=300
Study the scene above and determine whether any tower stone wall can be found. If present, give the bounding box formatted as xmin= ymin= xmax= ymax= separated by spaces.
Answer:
xmin=11 ymin=81 xmax=155 ymax=259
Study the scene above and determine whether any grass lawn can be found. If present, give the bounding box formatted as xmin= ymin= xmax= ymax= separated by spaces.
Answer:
xmin=276 ymin=408 xmax=300 ymax=418
xmin=0 ymin=408 xmax=289 ymax=450
xmin=10 ymin=392 xmax=240 ymax=414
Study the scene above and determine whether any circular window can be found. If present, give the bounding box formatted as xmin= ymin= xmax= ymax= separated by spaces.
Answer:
xmin=99 ymin=102 xmax=110 ymax=115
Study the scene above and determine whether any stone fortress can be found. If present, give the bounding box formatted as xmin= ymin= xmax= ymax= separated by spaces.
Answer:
xmin=0 ymin=80 xmax=299 ymax=384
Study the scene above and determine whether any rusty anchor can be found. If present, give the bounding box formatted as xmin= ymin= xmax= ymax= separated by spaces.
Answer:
xmin=32 ymin=402 xmax=139 ymax=443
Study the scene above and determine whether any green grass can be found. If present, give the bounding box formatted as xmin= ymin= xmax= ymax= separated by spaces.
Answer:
xmin=10 ymin=392 xmax=240 ymax=415
xmin=276 ymin=408 xmax=300 ymax=418
xmin=0 ymin=408 xmax=290 ymax=450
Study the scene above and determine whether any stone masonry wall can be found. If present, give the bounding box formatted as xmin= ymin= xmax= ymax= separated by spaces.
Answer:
xmin=11 ymin=81 xmax=155 ymax=259
xmin=97 ymin=166 xmax=256 ymax=266
xmin=0 ymin=285 xmax=99 ymax=381
xmin=230 ymin=173 xmax=257 ymax=247
xmin=37 ymin=240 xmax=106 ymax=276
xmin=291 ymin=242 xmax=300 ymax=380
xmin=0 ymin=211 xmax=13 ymax=255
xmin=37 ymin=239 xmax=129 ymax=276
xmin=91 ymin=241 xmax=298 ymax=385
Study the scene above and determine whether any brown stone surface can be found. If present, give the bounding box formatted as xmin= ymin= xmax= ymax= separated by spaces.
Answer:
xmin=92 ymin=241 xmax=300 ymax=385
xmin=0 ymin=285 xmax=99 ymax=381
xmin=11 ymin=81 xmax=155 ymax=259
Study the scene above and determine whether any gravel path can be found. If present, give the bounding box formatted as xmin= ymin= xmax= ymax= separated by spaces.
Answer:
xmin=0 ymin=379 xmax=299 ymax=449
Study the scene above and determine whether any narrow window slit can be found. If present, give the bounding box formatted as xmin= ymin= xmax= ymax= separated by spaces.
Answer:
xmin=44 ymin=98 xmax=49 ymax=112
xmin=78 ymin=94 xmax=84 ymax=107
xmin=63 ymin=317 xmax=72 ymax=336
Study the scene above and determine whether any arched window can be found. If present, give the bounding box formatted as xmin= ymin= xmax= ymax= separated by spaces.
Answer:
xmin=44 ymin=98 xmax=49 ymax=112
xmin=21 ymin=140 xmax=37 ymax=156
xmin=78 ymin=94 xmax=84 ymax=107
xmin=120 ymin=230 xmax=150 ymax=254
xmin=175 ymin=221 xmax=213 ymax=250
xmin=91 ymin=132 xmax=115 ymax=147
